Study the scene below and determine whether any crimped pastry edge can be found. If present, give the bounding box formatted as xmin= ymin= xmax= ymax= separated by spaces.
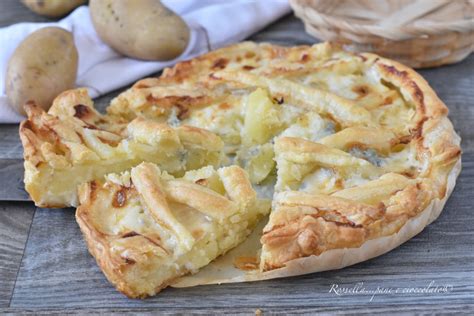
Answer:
xmin=172 ymin=158 xmax=461 ymax=287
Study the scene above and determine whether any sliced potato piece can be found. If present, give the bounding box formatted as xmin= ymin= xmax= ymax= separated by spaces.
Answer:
xmin=242 ymin=88 xmax=281 ymax=146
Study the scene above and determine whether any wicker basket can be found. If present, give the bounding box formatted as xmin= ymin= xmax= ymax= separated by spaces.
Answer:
xmin=290 ymin=0 xmax=474 ymax=68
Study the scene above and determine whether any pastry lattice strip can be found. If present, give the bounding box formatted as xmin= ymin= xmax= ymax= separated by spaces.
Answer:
xmin=76 ymin=162 xmax=269 ymax=298
xmin=20 ymin=89 xmax=224 ymax=207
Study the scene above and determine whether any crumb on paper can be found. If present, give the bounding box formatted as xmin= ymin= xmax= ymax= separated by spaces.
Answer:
xmin=233 ymin=256 xmax=259 ymax=271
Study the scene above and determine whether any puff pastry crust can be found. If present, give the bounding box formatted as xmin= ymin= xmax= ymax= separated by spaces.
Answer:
xmin=20 ymin=41 xmax=461 ymax=296
xmin=20 ymin=89 xmax=224 ymax=207
xmin=76 ymin=162 xmax=269 ymax=298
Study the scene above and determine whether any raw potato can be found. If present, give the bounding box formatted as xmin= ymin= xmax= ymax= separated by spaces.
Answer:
xmin=21 ymin=0 xmax=87 ymax=18
xmin=90 ymin=0 xmax=190 ymax=61
xmin=5 ymin=27 xmax=78 ymax=115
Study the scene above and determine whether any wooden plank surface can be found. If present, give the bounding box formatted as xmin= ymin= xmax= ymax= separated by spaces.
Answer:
xmin=2 ymin=304 xmax=474 ymax=315
xmin=8 ymin=156 xmax=474 ymax=310
xmin=0 ymin=0 xmax=473 ymax=314
xmin=0 ymin=160 xmax=29 ymax=201
xmin=0 ymin=203 xmax=35 ymax=307
xmin=6 ymin=157 xmax=474 ymax=311
xmin=0 ymin=125 xmax=22 ymax=160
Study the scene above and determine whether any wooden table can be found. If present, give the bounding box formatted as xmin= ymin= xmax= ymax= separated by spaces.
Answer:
xmin=1 ymin=0 xmax=473 ymax=314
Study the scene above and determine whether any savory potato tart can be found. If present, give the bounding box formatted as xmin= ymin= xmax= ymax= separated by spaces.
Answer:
xmin=76 ymin=162 xmax=269 ymax=297
xmin=20 ymin=42 xmax=461 ymax=297
xmin=108 ymin=41 xmax=460 ymax=283
xmin=20 ymin=89 xmax=223 ymax=207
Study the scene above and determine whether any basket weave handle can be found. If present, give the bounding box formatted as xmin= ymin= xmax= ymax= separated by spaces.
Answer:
xmin=379 ymin=0 xmax=450 ymax=27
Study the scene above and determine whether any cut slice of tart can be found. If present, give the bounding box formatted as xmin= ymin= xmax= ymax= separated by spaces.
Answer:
xmin=19 ymin=89 xmax=224 ymax=207
xmin=76 ymin=162 xmax=270 ymax=298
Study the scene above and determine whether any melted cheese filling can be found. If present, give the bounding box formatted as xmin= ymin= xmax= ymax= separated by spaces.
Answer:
xmin=27 ymin=127 xmax=223 ymax=207
xmin=86 ymin=166 xmax=267 ymax=297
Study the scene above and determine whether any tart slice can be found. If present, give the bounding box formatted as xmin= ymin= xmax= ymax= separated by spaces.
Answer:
xmin=76 ymin=162 xmax=269 ymax=298
xmin=19 ymin=89 xmax=224 ymax=207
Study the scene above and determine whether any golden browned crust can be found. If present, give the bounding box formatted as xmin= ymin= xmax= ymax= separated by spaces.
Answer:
xmin=76 ymin=163 xmax=267 ymax=298
xmin=110 ymin=41 xmax=459 ymax=271
xmin=260 ymin=182 xmax=431 ymax=270
xmin=173 ymin=158 xmax=461 ymax=288
xmin=21 ymin=41 xmax=461 ymax=293
xmin=19 ymin=90 xmax=224 ymax=207
xmin=257 ymin=46 xmax=460 ymax=270
xmin=76 ymin=179 xmax=173 ymax=298
xmin=76 ymin=184 xmax=141 ymax=298
xmin=368 ymin=55 xmax=461 ymax=198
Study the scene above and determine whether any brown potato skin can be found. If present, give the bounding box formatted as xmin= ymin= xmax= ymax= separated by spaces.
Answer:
xmin=5 ymin=27 xmax=78 ymax=115
xmin=21 ymin=0 xmax=87 ymax=18
xmin=90 ymin=0 xmax=190 ymax=61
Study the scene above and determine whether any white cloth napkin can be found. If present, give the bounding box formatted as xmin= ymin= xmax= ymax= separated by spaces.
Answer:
xmin=0 ymin=0 xmax=290 ymax=123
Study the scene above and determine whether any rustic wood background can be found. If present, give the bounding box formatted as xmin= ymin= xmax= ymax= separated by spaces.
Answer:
xmin=0 ymin=0 xmax=473 ymax=314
